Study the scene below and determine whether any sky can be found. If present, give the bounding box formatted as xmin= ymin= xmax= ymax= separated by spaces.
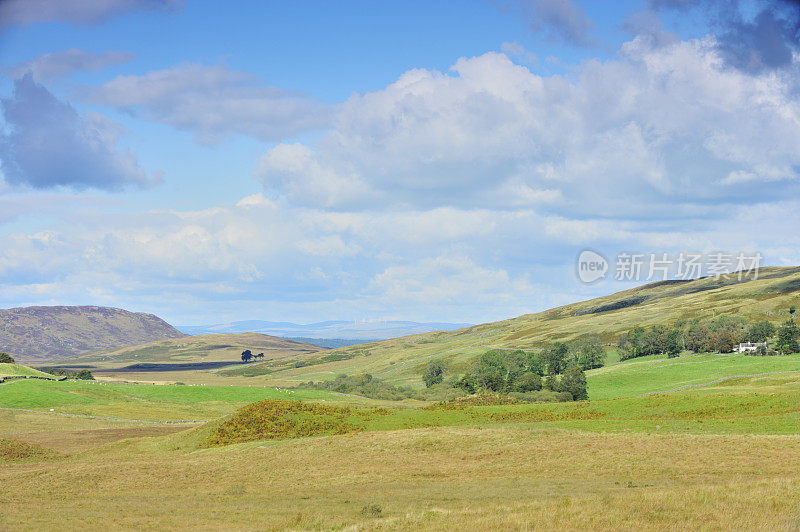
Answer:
xmin=0 ymin=0 xmax=799 ymax=326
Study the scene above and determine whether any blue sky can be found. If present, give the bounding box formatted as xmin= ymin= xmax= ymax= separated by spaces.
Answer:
xmin=1 ymin=0 xmax=799 ymax=325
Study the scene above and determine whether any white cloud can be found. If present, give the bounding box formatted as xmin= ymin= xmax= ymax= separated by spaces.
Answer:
xmin=0 ymin=0 xmax=182 ymax=28
xmin=6 ymin=49 xmax=135 ymax=82
xmin=253 ymin=38 xmax=800 ymax=216
xmin=86 ymin=63 xmax=331 ymax=143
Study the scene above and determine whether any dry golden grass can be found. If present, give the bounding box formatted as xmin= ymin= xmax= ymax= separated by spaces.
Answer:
xmin=2 ymin=426 xmax=800 ymax=530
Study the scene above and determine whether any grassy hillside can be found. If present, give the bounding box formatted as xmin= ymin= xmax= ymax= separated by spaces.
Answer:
xmin=265 ymin=267 xmax=800 ymax=387
xmin=0 ymin=363 xmax=57 ymax=380
xmin=0 ymin=305 xmax=185 ymax=363
xmin=60 ymin=333 xmax=323 ymax=384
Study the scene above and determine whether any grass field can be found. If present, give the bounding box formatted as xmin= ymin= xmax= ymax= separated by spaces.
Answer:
xmin=2 ymin=350 xmax=800 ymax=528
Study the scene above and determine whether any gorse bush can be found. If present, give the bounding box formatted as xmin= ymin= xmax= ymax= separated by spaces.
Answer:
xmin=208 ymin=399 xmax=366 ymax=446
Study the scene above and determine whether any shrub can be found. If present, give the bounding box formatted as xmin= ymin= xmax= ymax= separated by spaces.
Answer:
xmin=0 ymin=352 xmax=15 ymax=364
xmin=361 ymin=504 xmax=382 ymax=518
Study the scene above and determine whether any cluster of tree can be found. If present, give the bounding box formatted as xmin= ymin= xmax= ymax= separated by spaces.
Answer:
xmin=44 ymin=368 xmax=95 ymax=380
xmin=240 ymin=350 xmax=265 ymax=362
xmin=450 ymin=347 xmax=590 ymax=401
xmin=302 ymin=373 xmax=417 ymax=401
xmin=618 ymin=313 xmax=799 ymax=359
xmin=0 ymin=352 xmax=15 ymax=364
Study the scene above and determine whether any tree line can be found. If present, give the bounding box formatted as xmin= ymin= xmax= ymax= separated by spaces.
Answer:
xmin=618 ymin=313 xmax=799 ymax=360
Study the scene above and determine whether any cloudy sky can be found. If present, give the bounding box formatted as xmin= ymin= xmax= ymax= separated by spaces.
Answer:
xmin=0 ymin=0 xmax=799 ymax=325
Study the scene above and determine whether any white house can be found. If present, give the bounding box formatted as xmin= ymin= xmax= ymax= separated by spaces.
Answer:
xmin=737 ymin=342 xmax=767 ymax=353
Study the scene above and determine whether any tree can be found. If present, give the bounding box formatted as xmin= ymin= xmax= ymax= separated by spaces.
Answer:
xmin=776 ymin=320 xmax=800 ymax=354
xmin=712 ymin=329 xmax=739 ymax=353
xmin=543 ymin=374 xmax=560 ymax=392
xmin=571 ymin=336 xmax=606 ymax=370
xmin=685 ymin=323 xmax=712 ymax=353
xmin=0 ymin=352 xmax=15 ymax=364
xmin=560 ymin=364 xmax=588 ymax=401
xmin=256 ymin=353 xmax=265 ymax=360
xmin=513 ymin=372 xmax=542 ymax=392
xmin=76 ymin=369 xmax=94 ymax=380
xmin=474 ymin=351 xmax=508 ymax=392
xmin=747 ymin=321 xmax=776 ymax=343
xmin=422 ymin=360 xmax=446 ymax=388
xmin=241 ymin=350 xmax=253 ymax=363
xmin=541 ymin=342 xmax=569 ymax=375
xmin=522 ymin=351 xmax=546 ymax=376
xmin=665 ymin=329 xmax=683 ymax=358
xmin=454 ymin=373 xmax=476 ymax=393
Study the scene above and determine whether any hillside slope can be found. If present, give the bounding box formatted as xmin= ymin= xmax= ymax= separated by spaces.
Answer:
xmin=0 ymin=306 xmax=185 ymax=363
xmin=58 ymin=333 xmax=324 ymax=384
xmin=268 ymin=267 xmax=800 ymax=387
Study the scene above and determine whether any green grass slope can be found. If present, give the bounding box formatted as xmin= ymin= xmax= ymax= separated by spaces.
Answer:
xmin=0 ymin=363 xmax=58 ymax=380
xmin=267 ymin=267 xmax=800 ymax=387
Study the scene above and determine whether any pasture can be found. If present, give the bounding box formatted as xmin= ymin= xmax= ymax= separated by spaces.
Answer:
xmin=2 ymin=349 xmax=800 ymax=529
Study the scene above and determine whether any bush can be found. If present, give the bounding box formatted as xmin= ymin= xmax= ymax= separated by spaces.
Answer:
xmin=361 ymin=504 xmax=382 ymax=518
xmin=0 ymin=352 xmax=15 ymax=364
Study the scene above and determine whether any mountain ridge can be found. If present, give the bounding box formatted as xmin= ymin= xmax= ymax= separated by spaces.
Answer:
xmin=0 ymin=305 xmax=185 ymax=362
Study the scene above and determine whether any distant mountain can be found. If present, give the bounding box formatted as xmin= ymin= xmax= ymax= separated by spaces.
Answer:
xmin=0 ymin=306 xmax=185 ymax=363
xmin=177 ymin=320 xmax=472 ymax=340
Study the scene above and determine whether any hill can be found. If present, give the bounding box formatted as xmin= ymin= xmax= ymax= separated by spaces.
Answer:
xmin=58 ymin=332 xmax=324 ymax=384
xmin=266 ymin=267 xmax=800 ymax=387
xmin=0 ymin=306 xmax=185 ymax=363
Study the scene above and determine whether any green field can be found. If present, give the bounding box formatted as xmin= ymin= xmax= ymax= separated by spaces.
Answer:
xmin=2 ymin=350 xmax=800 ymax=529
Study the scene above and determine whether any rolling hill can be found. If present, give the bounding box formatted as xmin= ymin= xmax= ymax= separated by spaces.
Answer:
xmin=58 ymin=332 xmax=324 ymax=384
xmin=264 ymin=267 xmax=800 ymax=387
xmin=0 ymin=306 xmax=185 ymax=363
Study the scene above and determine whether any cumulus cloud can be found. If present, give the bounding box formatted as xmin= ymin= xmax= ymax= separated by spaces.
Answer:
xmin=499 ymin=0 xmax=596 ymax=46
xmin=254 ymin=41 xmax=800 ymax=214
xmin=0 ymin=75 xmax=156 ymax=191
xmin=85 ymin=63 xmax=331 ymax=144
xmin=0 ymin=0 xmax=182 ymax=28
xmin=6 ymin=49 xmax=135 ymax=82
